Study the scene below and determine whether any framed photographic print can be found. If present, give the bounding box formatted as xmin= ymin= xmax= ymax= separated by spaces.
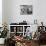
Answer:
xmin=20 ymin=5 xmax=33 ymax=15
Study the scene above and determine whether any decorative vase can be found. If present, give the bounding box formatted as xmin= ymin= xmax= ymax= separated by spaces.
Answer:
xmin=0 ymin=38 xmax=5 ymax=44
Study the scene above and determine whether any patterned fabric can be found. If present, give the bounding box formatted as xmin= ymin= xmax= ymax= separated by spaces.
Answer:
xmin=16 ymin=41 xmax=32 ymax=46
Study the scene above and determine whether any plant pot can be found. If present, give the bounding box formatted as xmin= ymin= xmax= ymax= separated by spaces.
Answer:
xmin=0 ymin=38 xmax=5 ymax=44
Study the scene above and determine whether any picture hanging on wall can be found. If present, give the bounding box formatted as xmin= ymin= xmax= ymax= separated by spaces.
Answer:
xmin=20 ymin=5 xmax=33 ymax=15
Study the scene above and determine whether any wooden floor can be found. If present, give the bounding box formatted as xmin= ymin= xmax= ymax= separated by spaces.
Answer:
xmin=0 ymin=44 xmax=4 ymax=46
xmin=40 ymin=45 xmax=46 ymax=46
xmin=0 ymin=44 xmax=46 ymax=46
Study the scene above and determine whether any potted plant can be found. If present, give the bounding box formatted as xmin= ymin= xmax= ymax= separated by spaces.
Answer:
xmin=0 ymin=23 xmax=9 ymax=44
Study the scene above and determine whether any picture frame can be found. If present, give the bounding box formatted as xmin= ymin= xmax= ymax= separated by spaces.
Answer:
xmin=20 ymin=5 xmax=33 ymax=15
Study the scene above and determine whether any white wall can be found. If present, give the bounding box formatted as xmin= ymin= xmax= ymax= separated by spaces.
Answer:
xmin=2 ymin=0 xmax=8 ymax=24
xmin=38 ymin=0 xmax=46 ymax=26
xmin=2 ymin=0 xmax=46 ymax=26
xmin=0 ymin=0 xmax=2 ymax=27
xmin=6 ymin=0 xmax=38 ymax=24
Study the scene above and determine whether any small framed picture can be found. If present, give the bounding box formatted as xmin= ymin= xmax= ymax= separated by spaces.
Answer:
xmin=20 ymin=5 xmax=33 ymax=15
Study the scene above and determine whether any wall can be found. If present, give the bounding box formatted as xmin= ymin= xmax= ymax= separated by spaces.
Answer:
xmin=2 ymin=0 xmax=8 ymax=24
xmin=6 ymin=0 xmax=39 ymax=25
xmin=37 ymin=0 xmax=46 ymax=26
xmin=2 ymin=0 xmax=46 ymax=26
xmin=0 ymin=0 xmax=2 ymax=27
xmin=9 ymin=0 xmax=38 ymax=25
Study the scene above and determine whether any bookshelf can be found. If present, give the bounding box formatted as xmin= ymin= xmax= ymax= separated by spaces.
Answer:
xmin=9 ymin=25 xmax=30 ymax=37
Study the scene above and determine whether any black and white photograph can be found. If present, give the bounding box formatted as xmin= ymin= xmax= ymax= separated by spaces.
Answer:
xmin=20 ymin=5 xmax=33 ymax=15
